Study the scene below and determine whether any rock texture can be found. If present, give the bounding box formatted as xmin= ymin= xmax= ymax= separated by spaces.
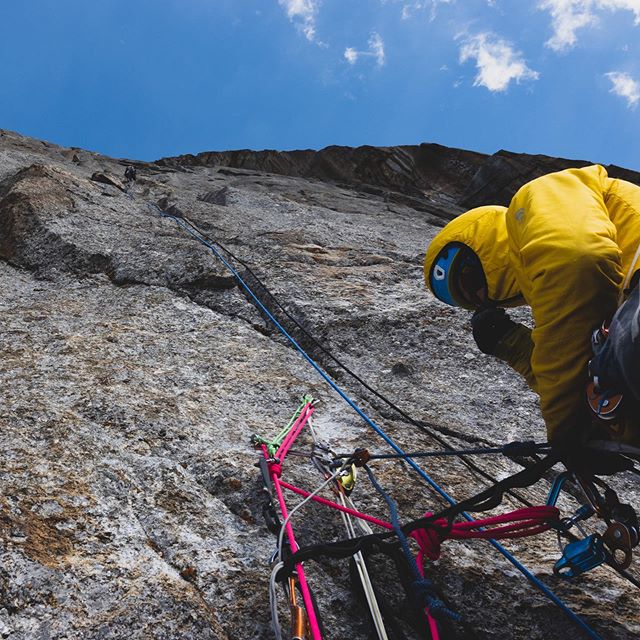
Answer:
xmin=0 ymin=127 xmax=638 ymax=640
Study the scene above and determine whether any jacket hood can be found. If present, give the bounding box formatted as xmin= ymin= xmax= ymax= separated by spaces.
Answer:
xmin=424 ymin=206 xmax=522 ymax=307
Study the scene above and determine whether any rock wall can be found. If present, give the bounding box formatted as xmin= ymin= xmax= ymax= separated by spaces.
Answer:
xmin=0 ymin=128 xmax=637 ymax=639
xmin=157 ymin=142 xmax=640 ymax=211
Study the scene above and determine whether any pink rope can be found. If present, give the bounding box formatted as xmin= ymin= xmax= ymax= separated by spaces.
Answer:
xmin=411 ymin=506 xmax=560 ymax=565
xmin=262 ymin=408 xmax=324 ymax=639
xmin=262 ymin=407 xmax=559 ymax=640
xmin=279 ymin=480 xmax=557 ymax=640
xmin=413 ymin=507 xmax=558 ymax=640
xmin=279 ymin=480 xmax=558 ymax=551
xmin=278 ymin=478 xmax=442 ymax=638
xmin=419 ymin=567 xmax=442 ymax=639
xmin=271 ymin=469 xmax=323 ymax=640
xmin=276 ymin=403 xmax=315 ymax=462
xmin=273 ymin=405 xmax=307 ymax=460
xmin=278 ymin=478 xmax=440 ymax=639
xmin=279 ymin=480 xmax=393 ymax=530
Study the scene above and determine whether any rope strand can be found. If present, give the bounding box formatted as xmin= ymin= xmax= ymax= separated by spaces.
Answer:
xmin=157 ymin=205 xmax=605 ymax=640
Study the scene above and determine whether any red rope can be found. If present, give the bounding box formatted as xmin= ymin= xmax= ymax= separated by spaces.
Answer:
xmin=262 ymin=403 xmax=560 ymax=640
xmin=411 ymin=506 xmax=560 ymax=564
xmin=278 ymin=474 xmax=559 ymax=570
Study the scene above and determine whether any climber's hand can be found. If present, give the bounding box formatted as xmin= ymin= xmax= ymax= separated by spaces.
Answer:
xmin=557 ymin=444 xmax=635 ymax=476
xmin=471 ymin=307 xmax=517 ymax=355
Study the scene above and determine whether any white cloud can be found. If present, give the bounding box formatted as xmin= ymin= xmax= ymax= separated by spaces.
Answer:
xmin=401 ymin=4 xmax=417 ymax=20
xmin=539 ymin=0 xmax=640 ymax=51
xmin=538 ymin=0 xmax=596 ymax=50
xmin=459 ymin=33 xmax=539 ymax=92
xmin=400 ymin=2 xmax=426 ymax=20
xmin=344 ymin=47 xmax=359 ymax=64
xmin=606 ymin=71 xmax=640 ymax=108
xmin=396 ymin=0 xmax=452 ymax=21
xmin=344 ymin=32 xmax=386 ymax=67
xmin=599 ymin=0 xmax=640 ymax=22
xmin=278 ymin=0 xmax=321 ymax=42
xmin=369 ymin=32 xmax=386 ymax=65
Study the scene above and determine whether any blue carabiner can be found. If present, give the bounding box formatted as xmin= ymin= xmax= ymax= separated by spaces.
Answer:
xmin=546 ymin=471 xmax=572 ymax=507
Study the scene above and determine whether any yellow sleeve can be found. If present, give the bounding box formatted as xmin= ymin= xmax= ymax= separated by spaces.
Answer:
xmin=505 ymin=166 xmax=623 ymax=444
xmin=493 ymin=324 xmax=536 ymax=392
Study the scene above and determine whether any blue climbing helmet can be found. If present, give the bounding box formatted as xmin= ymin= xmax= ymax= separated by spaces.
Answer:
xmin=428 ymin=243 xmax=486 ymax=310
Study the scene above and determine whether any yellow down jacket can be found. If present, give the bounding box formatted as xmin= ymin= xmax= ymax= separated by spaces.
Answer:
xmin=424 ymin=165 xmax=640 ymax=444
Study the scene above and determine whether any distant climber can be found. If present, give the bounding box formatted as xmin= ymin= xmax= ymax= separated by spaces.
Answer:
xmin=124 ymin=165 xmax=137 ymax=182
xmin=424 ymin=165 xmax=640 ymax=449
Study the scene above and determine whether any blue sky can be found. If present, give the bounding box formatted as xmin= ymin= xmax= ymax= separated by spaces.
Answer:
xmin=1 ymin=1 xmax=638 ymax=169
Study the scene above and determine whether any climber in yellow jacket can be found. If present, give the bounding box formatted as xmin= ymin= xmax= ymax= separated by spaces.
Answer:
xmin=424 ymin=165 xmax=640 ymax=447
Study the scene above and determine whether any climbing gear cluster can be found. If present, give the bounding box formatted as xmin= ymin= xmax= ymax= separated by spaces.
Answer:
xmin=549 ymin=471 xmax=639 ymax=578
xmin=155 ymin=204 xmax=639 ymax=640
xmin=254 ymin=397 xmax=638 ymax=640
xmin=587 ymin=321 xmax=624 ymax=421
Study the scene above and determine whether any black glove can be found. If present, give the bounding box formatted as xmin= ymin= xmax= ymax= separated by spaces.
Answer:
xmin=471 ymin=306 xmax=517 ymax=355
xmin=558 ymin=445 xmax=635 ymax=476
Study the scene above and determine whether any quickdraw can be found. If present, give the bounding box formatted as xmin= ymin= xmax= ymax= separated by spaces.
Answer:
xmin=157 ymin=205 xmax=639 ymax=640
xmin=253 ymin=397 xmax=639 ymax=640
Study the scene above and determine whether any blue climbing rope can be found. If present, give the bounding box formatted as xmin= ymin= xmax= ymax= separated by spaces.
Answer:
xmin=364 ymin=464 xmax=461 ymax=621
xmin=154 ymin=206 xmax=604 ymax=640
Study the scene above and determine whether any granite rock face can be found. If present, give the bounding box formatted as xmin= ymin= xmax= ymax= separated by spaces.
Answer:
xmin=458 ymin=149 xmax=640 ymax=208
xmin=0 ymin=128 xmax=638 ymax=640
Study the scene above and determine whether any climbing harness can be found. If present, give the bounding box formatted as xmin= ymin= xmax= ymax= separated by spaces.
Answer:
xmin=155 ymin=204 xmax=639 ymax=640
xmin=587 ymin=322 xmax=624 ymax=421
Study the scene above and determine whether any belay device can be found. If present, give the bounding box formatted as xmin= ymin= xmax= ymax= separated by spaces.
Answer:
xmin=548 ymin=471 xmax=639 ymax=578
xmin=158 ymin=206 xmax=640 ymax=640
